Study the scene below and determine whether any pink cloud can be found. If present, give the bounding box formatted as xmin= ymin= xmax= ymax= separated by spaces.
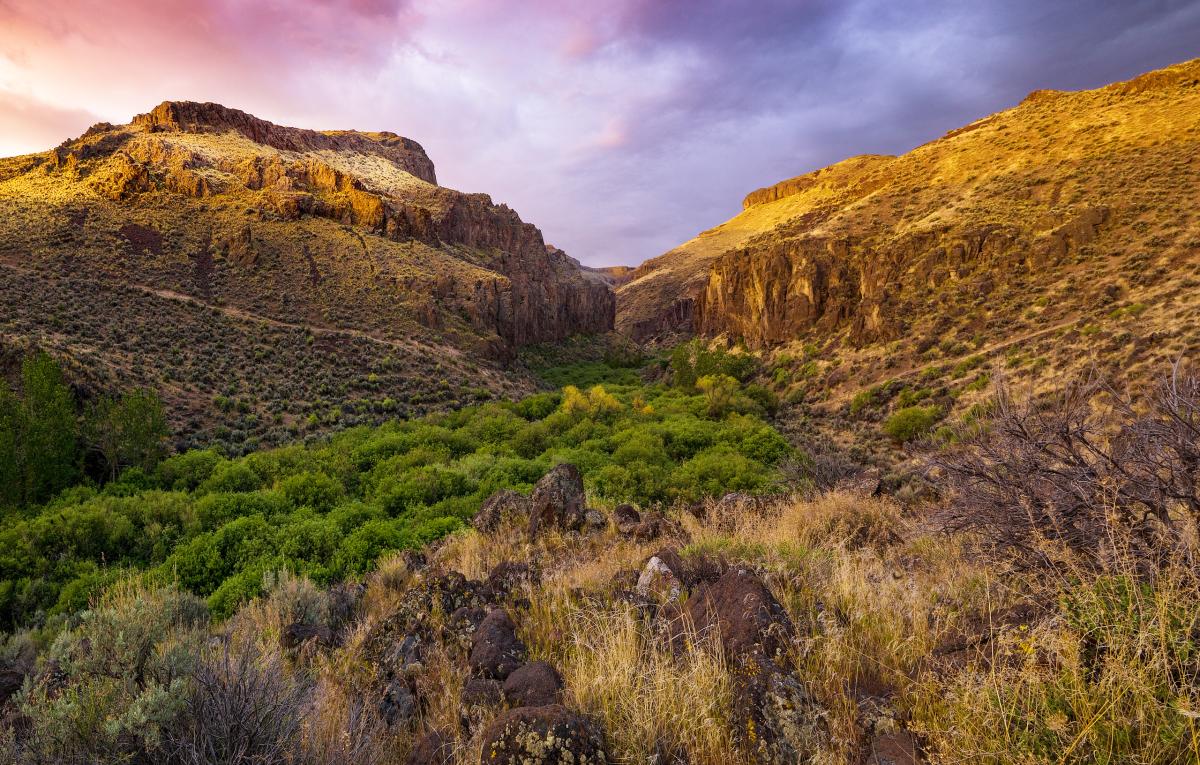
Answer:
xmin=0 ymin=90 xmax=99 ymax=155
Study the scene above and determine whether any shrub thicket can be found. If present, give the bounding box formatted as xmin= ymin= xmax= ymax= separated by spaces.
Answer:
xmin=0 ymin=374 xmax=792 ymax=628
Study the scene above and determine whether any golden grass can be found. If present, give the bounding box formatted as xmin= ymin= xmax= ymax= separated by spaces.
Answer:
xmin=177 ymin=489 xmax=1200 ymax=764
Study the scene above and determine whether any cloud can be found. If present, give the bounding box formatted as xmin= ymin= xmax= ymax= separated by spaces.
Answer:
xmin=0 ymin=89 xmax=99 ymax=155
xmin=1 ymin=0 xmax=1199 ymax=265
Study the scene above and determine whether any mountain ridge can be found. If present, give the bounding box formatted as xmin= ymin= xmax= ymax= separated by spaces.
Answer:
xmin=0 ymin=101 xmax=615 ymax=450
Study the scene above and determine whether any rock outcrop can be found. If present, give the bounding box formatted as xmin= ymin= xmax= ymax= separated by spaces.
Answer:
xmin=619 ymin=57 xmax=1200 ymax=359
xmin=7 ymin=100 xmax=614 ymax=363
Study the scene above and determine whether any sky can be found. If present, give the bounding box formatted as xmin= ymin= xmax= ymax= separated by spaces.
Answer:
xmin=2 ymin=1 xmax=1199 ymax=267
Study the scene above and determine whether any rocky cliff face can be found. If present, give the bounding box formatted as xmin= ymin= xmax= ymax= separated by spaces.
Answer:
xmin=623 ymin=58 xmax=1200 ymax=357
xmin=4 ymin=101 xmax=613 ymax=358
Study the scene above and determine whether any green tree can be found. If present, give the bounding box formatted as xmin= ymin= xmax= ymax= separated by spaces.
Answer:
xmin=87 ymin=389 xmax=169 ymax=481
xmin=20 ymin=353 xmax=79 ymax=502
xmin=0 ymin=386 xmax=20 ymax=507
xmin=697 ymin=374 xmax=738 ymax=417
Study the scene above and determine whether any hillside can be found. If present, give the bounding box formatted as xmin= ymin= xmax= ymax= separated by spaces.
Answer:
xmin=617 ymin=59 xmax=1200 ymax=412
xmin=0 ymin=102 xmax=615 ymax=451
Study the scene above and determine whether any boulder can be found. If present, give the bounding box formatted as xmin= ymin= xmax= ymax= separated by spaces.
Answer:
xmin=0 ymin=666 xmax=23 ymax=706
xmin=444 ymin=605 xmax=488 ymax=653
xmin=461 ymin=677 xmax=504 ymax=735
xmin=406 ymin=728 xmax=455 ymax=765
xmin=584 ymin=509 xmax=608 ymax=532
xmin=462 ymin=677 xmax=504 ymax=707
xmin=503 ymin=661 xmax=564 ymax=707
xmin=387 ymin=632 xmax=426 ymax=675
xmin=683 ymin=567 xmax=794 ymax=662
xmin=613 ymin=504 xmax=641 ymax=534
xmin=474 ymin=489 xmax=532 ymax=532
xmin=484 ymin=561 xmax=538 ymax=601
xmin=635 ymin=556 xmax=683 ymax=602
xmin=683 ymin=567 xmax=826 ymax=763
xmin=280 ymin=622 xmax=333 ymax=650
xmin=637 ymin=548 xmax=724 ymax=601
xmin=528 ymin=464 xmax=587 ymax=538
xmin=379 ymin=677 xmax=421 ymax=728
xmin=469 ymin=608 xmax=527 ymax=680
xmin=478 ymin=704 xmax=608 ymax=764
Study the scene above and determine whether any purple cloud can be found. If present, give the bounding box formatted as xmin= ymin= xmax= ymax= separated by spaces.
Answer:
xmin=1 ymin=0 xmax=1198 ymax=265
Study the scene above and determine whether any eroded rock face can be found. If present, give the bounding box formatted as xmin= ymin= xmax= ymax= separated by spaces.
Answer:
xmin=478 ymin=704 xmax=608 ymax=765
xmin=32 ymin=100 xmax=614 ymax=357
xmin=622 ymin=57 xmax=1182 ymax=354
xmin=692 ymin=214 xmax=1111 ymax=348
xmin=133 ymin=100 xmax=438 ymax=183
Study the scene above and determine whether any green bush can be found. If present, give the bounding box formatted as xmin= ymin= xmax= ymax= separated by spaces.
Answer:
xmin=883 ymin=405 xmax=943 ymax=443
xmin=0 ymin=378 xmax=795 ymax=628
xmin=16 ymin=583 xmax=207 ymax=762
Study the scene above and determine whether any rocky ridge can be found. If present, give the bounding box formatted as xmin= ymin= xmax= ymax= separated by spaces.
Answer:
xmin=1 ymin=100 xmax=614 ymax=356
xmin=617 ymin=58 xmax=1200 ymax=372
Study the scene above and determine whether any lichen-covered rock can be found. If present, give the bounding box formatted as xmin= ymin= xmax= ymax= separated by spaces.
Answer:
xmin=583 ymin=509 xmax=608 ymax=532
xmin=683 ymin=567 xmax=826 ymax=763
xmin=469 ymin=608 xmax=527 ymax=680
xmin=528 ymin=464 xmax=587 ymax=538
xmin=379 ymin=676 xmax=421 ymax=728
xmin=636 ymin=555 xmax=683 ymax=602
xmin=484 ymin=561 xmax=538 ymax=601
xmin=683 ymin=567 xmax=794 ymax=662
xmin=502 ymin=661 xmax=564 ymax=708
xmin=478 ymin=704 xmax=608 ymax=764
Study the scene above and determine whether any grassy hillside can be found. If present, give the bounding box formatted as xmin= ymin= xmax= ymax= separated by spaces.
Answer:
xmin=618 ymin=58 xmax=1200 ymax=447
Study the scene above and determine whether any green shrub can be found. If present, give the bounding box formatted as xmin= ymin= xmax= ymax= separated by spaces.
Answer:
xmin=277 ymin=471 xmax=344 ymax=512
xmin=0 ymin=378 xmax=793 ymax=629
xmin=883 ymin=405 xmax=942 ymax=443
xmin=17 ymin=582 xmax=207 ymax=762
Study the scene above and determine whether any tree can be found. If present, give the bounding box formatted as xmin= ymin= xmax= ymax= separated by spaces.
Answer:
xmin=87 ymin=389 xmax=170 ymax=482
xmin=20 ymin=353 xmax=79 ymax=502
xmin=697 ymin=374 xmax=738 ymax=417
xmin=0 ymin=386 xmax=20 ymax=507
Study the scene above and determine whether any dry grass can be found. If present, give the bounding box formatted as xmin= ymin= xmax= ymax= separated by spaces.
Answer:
xmin=25 ymin=490 xmax=1194 ymax=764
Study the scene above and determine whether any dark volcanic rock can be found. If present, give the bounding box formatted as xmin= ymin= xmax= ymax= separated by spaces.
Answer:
xmin=379 ymin=677 xmax=421 ymax=729
xmin=528 ymin=464 xmax=587 ymax=538
xmin=474 ymin=489 xmax=532 ymax=532
xmin=0 ymin=666 xmax=24 ymax=706
xmin=613 ymin=504 xmax=641 ymax=534
xmin=683 ymin=567 xmax=825 ymax=763
xmin=461 ymin=677 xmax=505 ymax=735
xmin=683 ymin=567 xmax=794 ymax=662
xmin=280 ymin=622 xmax=333 ymax=650
xmin=478 ymin=704 xmax=608 ymax=764
xmin=503 ymin=661 xmax=564 ymax=708
xmin=485 ymin=561 xmax=538 ymax=601
xmin=469 ymin=608 xmax=527 ymax=680
xmin=406 ymin=728 xmax=455 ymax=765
